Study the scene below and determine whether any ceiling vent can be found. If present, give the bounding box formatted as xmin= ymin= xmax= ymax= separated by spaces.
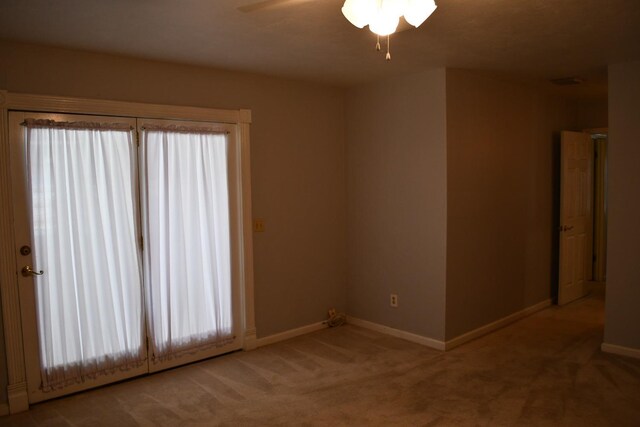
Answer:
xmin=550 ymin=77 xmax=583 ymax=86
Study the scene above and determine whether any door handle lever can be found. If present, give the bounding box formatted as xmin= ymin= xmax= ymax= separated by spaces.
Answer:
xmin=22 ymin=265 xmax=44 ymax=277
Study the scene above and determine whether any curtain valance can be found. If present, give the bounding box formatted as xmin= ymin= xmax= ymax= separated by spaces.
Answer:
xmin=23 ymin=118 xmax=132 ymax=131
xmin=141 ymin=124 xmax=229 ymax=135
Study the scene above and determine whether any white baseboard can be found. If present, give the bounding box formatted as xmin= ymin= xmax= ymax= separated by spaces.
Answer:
xmin=0 ymin=402 xmax=9 ymax=416
xmin=253 ymin=300 xmax=551 ymax=352
xmin=347 ymin=299 xmax=552 ymax=352
xmin=347 ymin=317 xmax=446 ymax=351
xmin=255 ymin=321 xmax=328 ymax=348
xmin=601 ymin=343 xmax=640 ymax=360
xmin=445 ymin=299 xmax=552 ymax=351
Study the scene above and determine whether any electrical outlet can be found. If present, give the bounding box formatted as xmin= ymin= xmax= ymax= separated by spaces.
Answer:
xmin=390 ymin=294 xmax=398 ymax=308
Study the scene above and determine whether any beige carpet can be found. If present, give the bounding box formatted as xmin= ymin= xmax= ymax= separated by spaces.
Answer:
xmin=3 ymin=291 xmax=640 ymax=426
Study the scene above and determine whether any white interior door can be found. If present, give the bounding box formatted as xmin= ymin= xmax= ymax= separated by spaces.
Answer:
xmin=558 ymin=131 xmax=593 ymax=305
xmin=9 ymin=112 xmax=148 ymax=403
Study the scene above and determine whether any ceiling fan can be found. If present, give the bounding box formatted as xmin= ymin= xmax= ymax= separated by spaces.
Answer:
xmin=239 ymin=0 xmax=436 ymax=60
xmin=237 ymin=0 xmax=414 ymax=33
xmin=237 ymin=0 xmax=316 ymax=14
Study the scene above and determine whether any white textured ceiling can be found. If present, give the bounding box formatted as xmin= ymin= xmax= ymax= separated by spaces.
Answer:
xmin=1 ymin=0 xmax=639 ymax=90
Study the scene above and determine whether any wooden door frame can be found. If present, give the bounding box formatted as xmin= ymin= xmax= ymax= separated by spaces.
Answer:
xmin=584 ymin=128 xmax=608 ymax=284
xmin=0 ymin=91 xmax=257 ymax=413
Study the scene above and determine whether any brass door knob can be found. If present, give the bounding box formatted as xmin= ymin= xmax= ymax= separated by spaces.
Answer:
xmin=22 ymin=265 xmax=44 ymax=277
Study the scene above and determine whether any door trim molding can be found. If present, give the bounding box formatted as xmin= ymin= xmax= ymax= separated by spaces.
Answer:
xmin=0 ymin=91 xmax=255 ymax=413
xmin=0 ymin=90 xmax=30 ymax=414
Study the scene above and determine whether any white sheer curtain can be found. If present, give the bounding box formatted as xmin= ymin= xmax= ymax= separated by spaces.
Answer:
xmin=25 ymin=119 xmax=145 ymax=390
xmin=141 ymin=126 xmax=233 ymax=360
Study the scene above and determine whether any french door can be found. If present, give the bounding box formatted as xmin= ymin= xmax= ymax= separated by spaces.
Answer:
xmin=10 ymin=112 xmax=241 ymax=403
xmin=139 ymin=118 xmax=242 ymax=372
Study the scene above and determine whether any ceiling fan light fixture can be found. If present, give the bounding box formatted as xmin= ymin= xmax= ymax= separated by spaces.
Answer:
xmin=341 ymin=0 xmax=438 ymax=59
xmin=404 ymin=0 xmax=437 ymax=27
xmin=380 ymin=0 xmax=409 ymax=19
xmin=342 ymin=0 xmax=375 ymax=28
xmin=369 ymin=10 xmax=400 ymax=36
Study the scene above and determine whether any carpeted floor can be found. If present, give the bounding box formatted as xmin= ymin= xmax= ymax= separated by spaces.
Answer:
xmin=3 ymin=290 xmax=640 ymax=426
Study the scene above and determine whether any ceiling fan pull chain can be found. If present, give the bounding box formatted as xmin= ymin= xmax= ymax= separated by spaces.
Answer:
xmin=376 ymin=35 xmax=381 ymax=52
xmin=386 ymin=35 xmax=391 ymax=61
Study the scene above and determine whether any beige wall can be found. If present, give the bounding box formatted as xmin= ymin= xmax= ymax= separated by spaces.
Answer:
xmin=444 ymin=69 xmax=580 ymax=339
xmin=346 ymin=70 xmax=448 ymax=340
xmin=574 ymin=100 xmax=608 ymax=130
xmin=604 ymin=61 xmax=640 ymax=350
xmin=0 ymin=40 xmax=349 ymax=403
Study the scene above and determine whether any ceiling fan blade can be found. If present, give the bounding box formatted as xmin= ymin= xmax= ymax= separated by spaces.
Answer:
xmin=238 ymin=0 xmax=314 ymax=13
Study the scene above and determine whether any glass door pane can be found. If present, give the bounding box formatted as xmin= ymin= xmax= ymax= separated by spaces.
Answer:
xmin=11 ymin=113 xmax=148 ymax=402
xmin=139 ymin=119 xmax=240 ymax=371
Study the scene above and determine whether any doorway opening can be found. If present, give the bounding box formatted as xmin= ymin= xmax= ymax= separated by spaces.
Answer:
xmin=557 ymin=129 xmax=608 ymax=305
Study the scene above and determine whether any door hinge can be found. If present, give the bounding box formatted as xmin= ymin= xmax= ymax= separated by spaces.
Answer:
xmin=135 ymin=130 xmax=140 ymax=147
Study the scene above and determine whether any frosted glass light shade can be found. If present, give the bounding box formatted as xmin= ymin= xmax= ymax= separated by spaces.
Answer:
xmin=369 ymin=0 xmax=405 ymax=35
xmin=342 ymin=0 xmax=437 ymax=36
xmin=342 ymin=0 xmax=374 ymax=28
xmin=369 ymin=13 xmax=399 ymax=36
xmin=404 ymin=0 xmax=437 ymax=27
xmin=381 ymin=0 xmax=408 ymax=19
